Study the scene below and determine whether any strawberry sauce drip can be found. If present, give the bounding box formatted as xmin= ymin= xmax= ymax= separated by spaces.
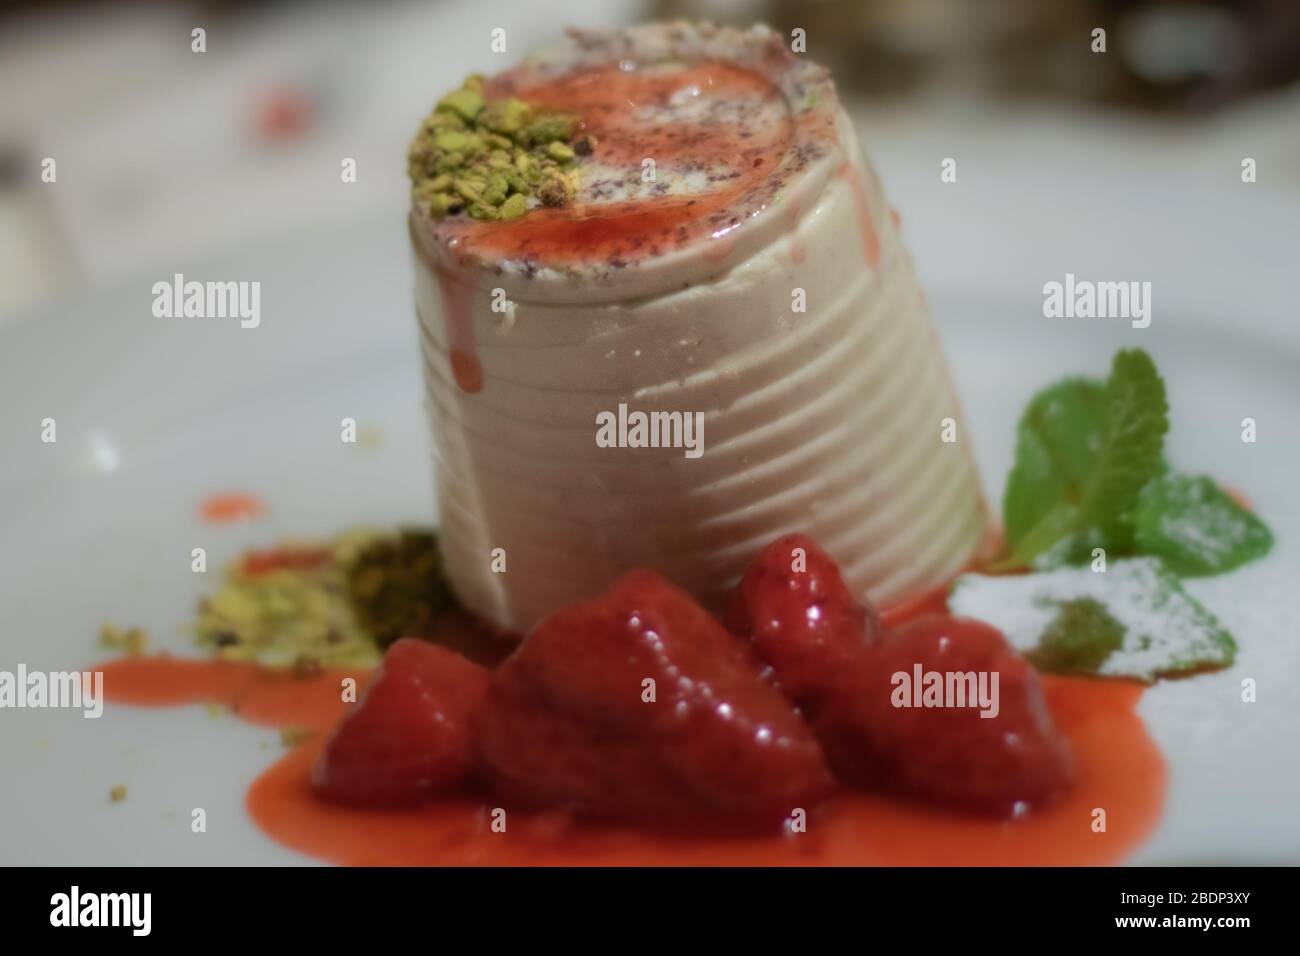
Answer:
xmin=411 ymin=215 xmax=483 ymax=395
xmin=434 ymin=269 xmax=483 ymax=394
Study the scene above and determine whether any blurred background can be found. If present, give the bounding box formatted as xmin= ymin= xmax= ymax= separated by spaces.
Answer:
xmin=1 ymin=0 xmax=1297 ymax=321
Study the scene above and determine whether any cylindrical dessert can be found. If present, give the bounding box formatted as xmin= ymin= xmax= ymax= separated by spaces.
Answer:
xmin=409 ymin=22 xmax=990 ymax=634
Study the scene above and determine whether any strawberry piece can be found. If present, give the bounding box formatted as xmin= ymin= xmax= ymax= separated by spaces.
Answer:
xmin=728 ymin=536 xmax=1073 ymax=815
xmin=475 ymin=570 xmax=833 ymax=828
xmin=816 ymin=615 xmax=1074 ymax=814
xmin=313 ymin=639 xmax=490 ymax=806
xmin=725 ymin=533 xmax=881 ymax=712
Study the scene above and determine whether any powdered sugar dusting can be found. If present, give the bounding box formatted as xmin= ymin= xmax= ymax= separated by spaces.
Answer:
xmin=950 ymin=558 xmax=1235 ymax=681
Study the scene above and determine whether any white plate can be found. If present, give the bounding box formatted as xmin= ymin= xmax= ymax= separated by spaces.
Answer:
xmin=1 ymin=212 xmax=1297 ymax=864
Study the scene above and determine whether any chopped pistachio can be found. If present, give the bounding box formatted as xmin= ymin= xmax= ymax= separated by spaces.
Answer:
xmin=409 ymin=75 xmax=586 ymax=217
xmin=421 ymin=110 xmax=465 ymax=134
xmin=479 ymin=97 xmax=532 ymax=136
xmin=432 ymin=129 xmax=475 ymax=154
xmin=499 ymin=193 xmax=528 ymax=219
xmin=412 ymin=180 xmax=441 ymax=202
xmin=344 ymin=529 xmax=456 ymax=649
xmin=538 ymin=171 xmax=575 ymax=207
xmin=434 ymin=151 xmax=464 ymax=174
xmin=454 ymin=179 xmax=482 ymax=203
xmin=436 ymin=87 xmax=485 ymax=123
xmin=427 ymin=192 xmax=461 ymax=219
xmin=408 ymin=141 xmax=433 ymax=165
xmin=186 ymin=528 xmax=465 ymax=671
xmin=194 ymin=532 xmax=382 ymax=669
xmin=482 ymin=173 xmax=509 ymax=205
xmin=526 ymin=114 xmax=576 ymax=145
xmin=546 ymin=141 xmax=575 ymax=162
xmin=100 ymin=623 xmax=149 ymax=657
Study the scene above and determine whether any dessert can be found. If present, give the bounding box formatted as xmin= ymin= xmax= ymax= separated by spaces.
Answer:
xmin=409 ymin=22 xmax=990 ymax=633
xmin=94 ymin=340 xmax=1271 ymax=862
xmin=83 ymin=22 xmax=1277 ymax=867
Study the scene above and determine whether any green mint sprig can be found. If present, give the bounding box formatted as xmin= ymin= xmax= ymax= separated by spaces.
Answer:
xmin=996 ymin=349 xmax=1168 ymax=570
xmin=996 ymin=348 xmax=1271 ymax=576
xmin=978 ymin=347 xmax=1274 ymax=680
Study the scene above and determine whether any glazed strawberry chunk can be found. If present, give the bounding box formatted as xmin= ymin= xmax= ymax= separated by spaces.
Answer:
xmin=475 ymin=570 xmax=833 ymax=828
xmin=725 ymin=533 xmax=881 ymax=713
xmin=729 ymin=535 xmax=1073 ymax=815
xmin=313 ymin=639 xmax=490 ymax=806
xmin=816 ymin=615 xmax=1075 ymax=814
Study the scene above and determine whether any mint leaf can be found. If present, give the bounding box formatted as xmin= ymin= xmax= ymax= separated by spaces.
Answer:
xmin=949 ymin=558 xmax=1236 ymax=681
xmin=1002 ymin=377 xmax=1106 ymax=548
xmin=1134 ymin=474 xmax=1273 ymax=576
xmin=1026 ymin=598 xmax=1124 ymax=674
xmin=1086 ymin=350 xmax=1170 ymax=545
xmin=999 ymin=349 xmax=1168 ymax=569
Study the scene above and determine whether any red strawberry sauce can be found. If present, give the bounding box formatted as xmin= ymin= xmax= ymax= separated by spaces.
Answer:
xmin=449 ymin=62 xmax=798 ymax=267
xmin=94 ymin=598 xmax=1164 ymax=866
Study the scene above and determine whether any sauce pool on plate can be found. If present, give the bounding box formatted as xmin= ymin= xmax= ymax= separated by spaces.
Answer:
xmin=95 ymin=607 xmax=1164 ymax=866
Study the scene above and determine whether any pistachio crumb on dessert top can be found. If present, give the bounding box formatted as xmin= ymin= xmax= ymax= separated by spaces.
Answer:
xmin=407 ymin=74 xmax=593 ymax=221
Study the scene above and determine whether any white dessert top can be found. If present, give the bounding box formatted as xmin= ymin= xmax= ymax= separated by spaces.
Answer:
xmin=408 ymin=22 xmax=850 ymax=301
